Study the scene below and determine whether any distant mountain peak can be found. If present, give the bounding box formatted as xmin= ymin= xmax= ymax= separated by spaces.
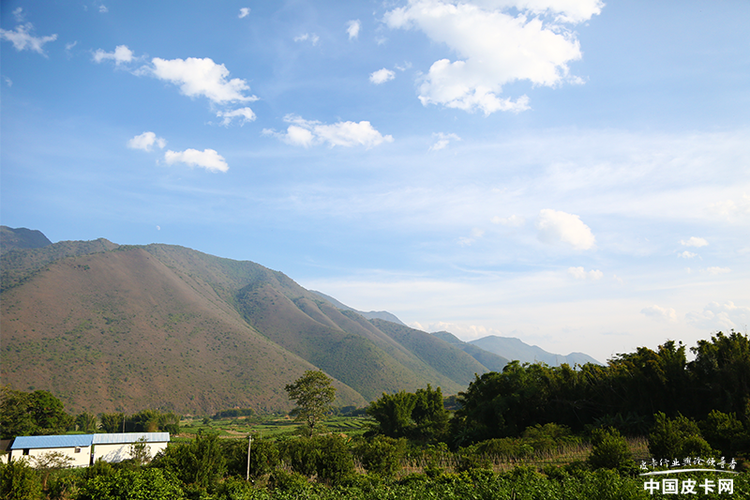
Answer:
xmin=469 ymin=335 xmax=602 ymax=366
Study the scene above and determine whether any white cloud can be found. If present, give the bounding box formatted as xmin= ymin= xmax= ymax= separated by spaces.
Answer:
xmin=216 ymin=107 xmax=257 ymax=126
xmin=99 ymin=5 xmax=108 ymax=13
xmin=93 ymin=45 xmax=134 ymax=65
xmin=687 ymin=301 xmax=749 ymax=331
xmin=239 ymin=8 xmax=250 ymax=19
xmin=709 ymin=194 xmax=750 ymax=222
xmin=492 ymin=214 xmax=525 ymax=227
xmin=678 ymin=251 xmax=697 ymax=259
xmin=567 ymin=267 xmax=603 ymax=280
xmin=294 ymin=33 xmax=320 ymax=45
xmin=127 ymin=132 xmax=166 ymax=152
xmin=703 ymin=267 xmax=731 ymax=275
xmin=536 ymin=209 xmax=595 ymax=250
xmin=384 ymin=0 xmax=601 ymax=114
xmin=0 ymin=23 xmax=57 ymax=56
xmin=164 ymin=149 xmax=229 ymax=173
xmin=641 ymin=305 xmax=678 ymax=323
xmin=347 ymin=19 xmax=361 ymax=39
xmin=65 ymin=41 xmax=77 ymax=52
xmin=4 ymin=77 xmax=12 ymax=87
xmin=150 ymin=57 xmax=258 ymax=104
xmin=429 ymin=132 xmax=461 ymax=151
xmin=13 ymin=7 xmax=25 ymax=22
xmin=458 ymin=228 xmax=485 ymax=246
xmin=266 ymin=115 xmax=394 ymax=149
xmin=370 ymin=68 xmax=396 ymax=84
xmin=680 ymin=236 xmax=708 ymax=247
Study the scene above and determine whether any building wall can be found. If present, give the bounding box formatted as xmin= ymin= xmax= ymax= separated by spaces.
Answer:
xmin=93 ymin=441 xmax=168 ymax=463
xmin=11 ymin=446 xmax=92 ymax=468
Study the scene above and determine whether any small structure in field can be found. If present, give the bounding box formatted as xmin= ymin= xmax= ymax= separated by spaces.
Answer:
xmin=7 ymin=432 xmax=170 ymax=467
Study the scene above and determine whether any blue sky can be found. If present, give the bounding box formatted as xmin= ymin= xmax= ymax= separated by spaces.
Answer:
xmin=2 ymin=0 xmax=749 ymax=363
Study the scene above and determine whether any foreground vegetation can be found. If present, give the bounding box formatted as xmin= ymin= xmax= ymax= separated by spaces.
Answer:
xmin=2 ymin=331 xmax=748 ymax=499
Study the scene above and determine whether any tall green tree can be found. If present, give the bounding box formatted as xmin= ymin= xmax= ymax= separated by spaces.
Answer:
xmin=367 ymin=385 xmax=449 ymax=443
xmin=285 ymin=370 xmax=336 ymax=436
xmin=0 ymin=387 xmax=71 ymax=438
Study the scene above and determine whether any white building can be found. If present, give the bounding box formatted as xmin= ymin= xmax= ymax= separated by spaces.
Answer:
xmin=9 ymin=435 xmax=95 ymax=468
xmin=92 ymin=432 xmax=170 ymax=463
xmin=8 ymin=432 xmax=170 ymax=467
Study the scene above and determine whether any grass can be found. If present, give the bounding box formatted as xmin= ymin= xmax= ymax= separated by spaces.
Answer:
xmin=176 ymin=414 xmax=371 ymax=440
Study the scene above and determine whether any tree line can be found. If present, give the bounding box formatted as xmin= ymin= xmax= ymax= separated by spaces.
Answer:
xmin=1 ymin=330 xmax=748 ymax=499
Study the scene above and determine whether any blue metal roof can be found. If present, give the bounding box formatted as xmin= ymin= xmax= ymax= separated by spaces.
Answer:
xmin=92 ymin=432 xmax=170 ymax=444
xmin=11 ymin=434 xmax=94 ymax=449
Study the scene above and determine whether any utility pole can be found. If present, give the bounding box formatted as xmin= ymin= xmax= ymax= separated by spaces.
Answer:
xmin=245 ymin=435 xmax=253 ymax=481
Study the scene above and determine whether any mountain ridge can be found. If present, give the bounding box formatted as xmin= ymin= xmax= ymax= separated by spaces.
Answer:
xmin=1 ymin=227 xmax=603 ymax=416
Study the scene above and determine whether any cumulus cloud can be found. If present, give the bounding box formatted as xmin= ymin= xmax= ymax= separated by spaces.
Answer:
xmin=93 ymin=45 xmax=134 ymax=65
xmin=678 ymin=251 xmax=697 ymax=259
xmin=347 ymin=19 xmax=361 ymax=39
xmin=536 ymin=209 xmax=595 ymax=250
xmin=128 ymin=131 xmax=166 ymax=151
xmin=429 ymin=132 xmax=461 ymax=151
xmin=567 ymin=267 xmax=602 ymax=280
xmin=687 ymin=301 xmax=749 ymax=331
xmin=641 ymin=305 xmax=678 ymax=323
xmin=239 ymin=7 xmax=250 ymax=18
xmin=265 ymin=115 xmax=394 ymax=149
xmin=384 ymin=0 xmax=601 ymax=114
xmin=0 ymin=23 xmax=57 ymax=56
xmin=99 ymin=5 xmax=108 ymax=13
xmin=680 ymin=236 xmax=708 ymax=247
xmin=150 ymin=57 xmax=258 ymax=104
xmin=13 ymin=7 xmax=25 ymax=22
xmin=370 ymin=68 xmax=396 ymax=84
xmin=164 ymin=149 xmax=229 ymax=173
xmin=294 ymin=33 xmax=320 ymax=45
xmin=492 ymin=214 xmax=525 ymax=227
xmin=216 ymin=107 xmax=256 ymax=126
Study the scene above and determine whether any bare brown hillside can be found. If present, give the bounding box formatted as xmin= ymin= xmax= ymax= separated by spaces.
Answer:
xmin=1 ymin=238 xmax=496 ymax=415
xmin=1 ymin=247 xmax=365 ymax=414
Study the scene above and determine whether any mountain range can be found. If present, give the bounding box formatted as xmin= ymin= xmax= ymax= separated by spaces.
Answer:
xmin=0 ymin=226 xmax=600 ymax=415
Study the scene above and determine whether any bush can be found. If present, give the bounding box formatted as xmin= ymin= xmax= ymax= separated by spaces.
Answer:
xmin=648 ymin=412 xmax=715 ymax=460
xmin=152 ymin=430 xmax=226 ymax=490
xmin=0 ymin=460 xmax=43 ymax=500
xmin=587 ymin=427 xmax=634 ymax=471
xmin=77 ymin=468 xmax=184 ymax=500
xmin=268 ymin=469 xmax=309 ymax=493
xmin=222 ymin=437 xmax=279 ymax=480
xmin=313 ymin=434 xmax=354 ymax=485
xmin=700 ymin=409 xmax=748 ymax=456
xmin=353 ymin=436 xmax=406 ymax=478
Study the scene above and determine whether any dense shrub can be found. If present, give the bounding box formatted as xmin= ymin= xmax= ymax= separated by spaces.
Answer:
xmin=648 ymin=412 xmax=715 ymax=460
xmin=279 ymin=434 xmax=354 ymax=485
xmin=222 ymin=437 xmax=279 ymax=480
xmin=352 ymin=436 xmax=406 ymax=478
xmin=77 ymin=468 xmax=184 ymax=500
xmin=0 ymin=459 xmax=43 ymax=500
xmin=587 ymin=427 xmax=634 ymax=471
xmin=153 ymin=430 xmax=226 ymax=490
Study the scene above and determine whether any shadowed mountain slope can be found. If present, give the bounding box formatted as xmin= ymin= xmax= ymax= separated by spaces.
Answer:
xmin=310 ymin=290 xmax=406 ymax=325
xmin=0 ymin=226 xmax=52 ymax=251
